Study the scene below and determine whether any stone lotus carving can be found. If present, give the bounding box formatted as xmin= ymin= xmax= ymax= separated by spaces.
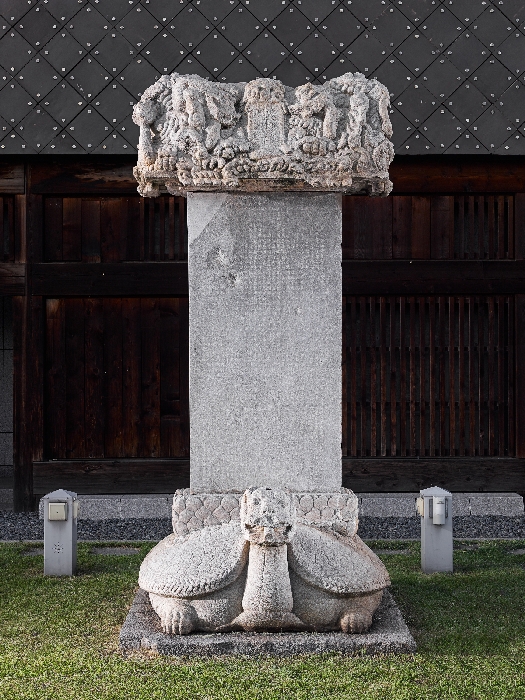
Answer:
xmin=132 ymin=72 xmax=394 ymax=197
xmin=139 ymin=487 xmax=390 ymax=634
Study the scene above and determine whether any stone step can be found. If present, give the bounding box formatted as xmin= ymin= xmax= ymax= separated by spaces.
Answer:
xmin=33 ymin=492 xmax=524 ymax=520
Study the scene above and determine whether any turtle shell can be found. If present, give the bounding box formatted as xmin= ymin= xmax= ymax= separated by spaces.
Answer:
xmin=288 ymin=524 xmax=390 ymax=595
xmin=139 ymin=522 xmax=248 ymax=598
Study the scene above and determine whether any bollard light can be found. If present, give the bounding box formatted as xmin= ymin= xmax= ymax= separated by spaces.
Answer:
xmin=42 ymin=489 xmax=79 ymax=576
xmin=417 ymin=486 xmax=453 ymax=574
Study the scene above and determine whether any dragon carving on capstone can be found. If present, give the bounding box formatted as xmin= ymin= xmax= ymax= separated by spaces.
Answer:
xmin=139 ymin=487 xmax=390 ymax=634
xmin=132 ymin=72 xmax=394 ymax=197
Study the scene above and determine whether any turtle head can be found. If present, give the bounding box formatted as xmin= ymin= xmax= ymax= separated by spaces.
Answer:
xmin=240 ymin=487 xmax=296 ymax=546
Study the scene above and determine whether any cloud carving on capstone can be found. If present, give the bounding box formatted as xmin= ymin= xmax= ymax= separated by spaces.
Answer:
xmin=133 ymin=72 xmax=394 ymax=197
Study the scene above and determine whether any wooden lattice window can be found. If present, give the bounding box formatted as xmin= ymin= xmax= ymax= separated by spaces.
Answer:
xmin=344 ymin=295 xmax=515 ymax=458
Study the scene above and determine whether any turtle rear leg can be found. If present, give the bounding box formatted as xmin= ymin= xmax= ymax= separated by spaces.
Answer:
xmin=339 ymin=590 xmax=383 ymax=634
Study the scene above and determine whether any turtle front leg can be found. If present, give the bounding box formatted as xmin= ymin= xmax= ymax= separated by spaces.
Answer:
xmin=339 ymin=590 xmax=383 ymax=634
xmin=149 ymin=593 xmax=197 ymax=635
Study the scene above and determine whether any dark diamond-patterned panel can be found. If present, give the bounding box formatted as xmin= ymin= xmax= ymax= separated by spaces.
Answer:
xmin=142 ymin=33 xmax=187 ymax=73
xmin=317 ymin=7 xmax=363 ymax=50
xmin=194 ymin=33 xmax=238 ymax=75
xmin=347 ymin=32 xmax=387 ymax=74
xmin=220 ymin=8 xmax=263 ymax=49
xmin=0 ymin=31 xmax=34 ymax=73
xmin=421 ymin=108 xmax=465 ymax=149
xmin=421 ymin=7 xmax=465 ymax=50
xmin=16 ymin=57 xmax=60 ymax=99
xmin=118 ymin=6 xmax=160 ymax=47
xmin=17 ymin=7 xmax=59 ymax=48
xmin=294 ymin=33 xmax=338 ymax=74
xmin=68 ymin=58 xmax=111 ymax=99
xmin=421 ymin=58 xmax=464 ymax=99
xmin=0 ymin=0 xmax=522 ymax=154
xmin=43 ymin=81 xmax=87 ymax=124
xmin=471 ymin=107 xmax=515 ymax=149
xmin=43 ymin=31 xmax=85 ymax=73
xmin=446 ymin=82 xmax=489 ymax=122
xmin=296 ymin=0 xmax=341 ymax=25
xmin=371 ymin=7 xmax=415 ymax=48
xmin=68 ymin=6 xmax=110 ymax=49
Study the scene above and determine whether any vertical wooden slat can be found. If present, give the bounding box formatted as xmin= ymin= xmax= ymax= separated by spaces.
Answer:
xmin=15 ymin=193 xmax=27 ymax=263
xmin=477 ymin=297 xmax=484 ymax=456
xmin=350 ymin=298 xmax=357 ymax=457
xmin=100 ymin=198 xmax=123 ymax=262
xmin=467 ymin=297 xmax=475 ymax=455
xmin=508 ymin=296 xmax=515 ymax=456
xmin=179 ymin=196 xmax=187 ymax=260
xmin=122 ymin=298 xmax=141 ymax=458
xmin=65 ymin=298 xmax=85 ymax=458
xmin=514 ymin=194 xmax=525 ymax=259
xmin=455 ymin=196 xmax=464 ymax=259
xmin=44 ymin=197 xmax=63 ymax=261
xmin=104 ymin=298 xmax=124 ymax=457
xmin=360 ymin=296 xmax=367 ymax=456
xmin=409 ymin=297 xmax=416 ymax=455
xmin=139 ymin=198 xmax=146 ymax=261
xmin=82 ymin=199 xmax=101 ymax=263
xmin=160 ymin=298 xmax=184 ymax=456
xmin=487 ymin=195 xmax=495 ymax=259
xmin=429 ymin=297 xmax=436 ymax=456
xmin=0 ymin=197 xmax=4 ymax=260
xmin=62 ymin=198 xmax=82 ymax=261
xmin=84 ymin=297 xmax=105 ymax=459
xmin=449 ymin=297 xmax=456 ymax=456
xmin=369 ymin=297 xmax=377 ymax=455
xmin=126 ymin=197 xmax=142 ymax=261
xmin=515 ymin=295 xmax=525 ymax=456
xmin=342 ymin=297 xmax=348 ymax=457
xmin=411 ymin=196 xmax=431 ymax=259
xmin=392 ymin=196 xmax=411 ymax=259
xmin=148 ymin=199 xmax=156 ymax=260
xmin=141 ymin=298 xmax=161 ymax=457
xmin=399 ymin=297 xmax=407 ymax=456
xmin=507 ymin=196 xmax=514 ymax=259
xmin=380 ymin=297 xmax=387 ymax=456
xmin=477 ymin=195 xmax=485 ymax=259
xmin=431 ymin=195 xmax=454 ymax=260
xmin=390 ymin=299 xmax=397 ymax=456
xmin=488 ymin=296 xmax=495 ymax=455
xmin=458 ymin=296 xmax=466 ymax=456
xmin=45 ymin=298 xmax=66 ymax=459
xmin=438 ymin=297 xmax=446 ymax=454
xmin=419 ymin=297 xmax=425 ymax=456
xmin=467 ymin=195 xmax=475 ymax=259
xmin=342 ymin=196 xmax=354 ymax=258
xmin=168 ymin=196 xmax=176 ymax=260
xmin=497 ymin=195 xmax=505 ymax=259
xmin=6 ymin=196 xmax=14 ymax=261
xmin=497 ymin=296 xmax=505 ymax=456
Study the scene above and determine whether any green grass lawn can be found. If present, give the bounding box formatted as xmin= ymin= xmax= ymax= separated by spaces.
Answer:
xmin=1 ymin=540 xmax=525 ymax=700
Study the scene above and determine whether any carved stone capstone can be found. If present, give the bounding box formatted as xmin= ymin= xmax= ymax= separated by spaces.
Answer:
xmin=132 ymin=72 xmax=394 ymax=197
xmin=139 ymin=487 xmax=390 ymax=634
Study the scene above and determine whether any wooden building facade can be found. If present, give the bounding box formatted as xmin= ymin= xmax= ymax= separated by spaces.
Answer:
xmin=2 ymin=155 xmax=525 ymax=510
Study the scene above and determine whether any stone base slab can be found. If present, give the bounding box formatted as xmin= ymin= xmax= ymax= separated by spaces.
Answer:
xmin=37 ymin=493 xmax=525 ymax=520
xmin=119 ymin=588 xmax=416 ymax=657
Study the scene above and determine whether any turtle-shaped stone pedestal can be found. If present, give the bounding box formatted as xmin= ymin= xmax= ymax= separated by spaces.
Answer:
xmin=139 ymin=487 xmax=390 ymax=635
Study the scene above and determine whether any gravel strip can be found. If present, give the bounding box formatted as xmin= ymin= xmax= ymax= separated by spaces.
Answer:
xmin=2 ymin=512 xmax=525 ymax=541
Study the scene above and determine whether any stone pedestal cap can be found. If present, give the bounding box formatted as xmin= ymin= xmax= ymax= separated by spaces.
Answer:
xmin=133 ymin=72 xmax=394 ymax=197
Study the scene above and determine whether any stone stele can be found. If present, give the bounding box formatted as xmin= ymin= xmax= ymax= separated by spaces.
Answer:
xmin=133 ymin=72 xmax=394 ymax=638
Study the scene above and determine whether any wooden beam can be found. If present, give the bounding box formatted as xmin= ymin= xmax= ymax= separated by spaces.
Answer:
xmin=0 ymin=161 xmax=24 ymax=193
xmin=342 ymin=260 xmax=525 ymax=294
xmin=28 ymin=157 xmax=137 ymax=195
xmin=33 ymin=459 xmax=190 ymax=494
xmin=31 ymin=261 xmax=189 ymax=296
xmin=0 ymin=263 xmax=25 ymax=294
xmin=391 ymin=156 xmax=525 ymax=194
xmin=342 ymin=458 xmax=525 ymax=493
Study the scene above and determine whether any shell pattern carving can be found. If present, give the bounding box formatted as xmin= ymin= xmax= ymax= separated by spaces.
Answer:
xmin=132 ymin=73 xmax=394 ymax=197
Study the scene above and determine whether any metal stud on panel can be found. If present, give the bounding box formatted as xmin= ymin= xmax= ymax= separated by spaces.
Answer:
xmin=444 ymin=131 xmax=488 ymax=154
xmin=350 ymin=32 xmax=390 ymax=74
xmin=67 ymin=5 xmax=109 ymax=49
xmin=446 ymin=32 xmax=487 ymax=74
xmin=471 ymin=107 xmax=516 ymax=150
xmin=345 ymin=0 xmax=392 ymax=24
xmin=0 ymin=0 xmax=37 ymax=24
xmin=497 ymin=31 xmax=525 ymax=75
xmin=0 ymin=81 xmax=34 ymax=124
xmin=373 ymin=57 xmax=415 ymax=98
xmin=396 ymin=32 xmax=437 ymax=74
xmin=67 ymin=58 xmax=111 ymax=100
xmin=93 ymin=82 xmax=135 ymax=125
xmin=67 ymin=107 xmax=112 ymax=149
xmin=395 ymin=0 xmax=436 ymax=24
xmin=246 ymin=0 xmax=291 ymax=24
xmin=0 ymin=30 xmax=34 ymax=73
xmin=17 ymin=107 xmax=60 ymax=151
xmin=194 ymin=32 xmax=239 ymax=75
xmin=472 ymin=58 xmax=515 ymax=100
xmin=294 ymin=33 xmax=338 ymax=74
xmin=396 ymin=83 xmax=438 ymax=122
xmin=43 ymin=81 xmax=86 ymax=124
xmin=96 ymin=0 xmax=138 ymax=23
xmin=471 ymin=7 xmax=515 ymax=48
xmin=145 ymin=0 xmax=187 ymax=24
xmin=498 ymin=82 xmax=525 ymax=123
xmin=168 ymin=7 xmax=211 ymax=48
xmin=272 ymin=56 xmax=312 ymax=86
xmin=421 ymin=7 xmax=465 ymax=50
xmin=446 ymin=82 xmax=489 ymax=122
xmin=142 ymin=33 xmax=186 ymax=73
xmin=420 ymin=107 xmax=464 ymax=149
xmin=43 ymin=31 xmax=85 ymax=74
xmin=119 ymin=6 xmax=159 ymax=47
xmin=117 ymin=59 xmax=159 ymax=98
xmin=270 ymin=7 xmax=312 ymax=48
xmin=446 ymin=0 xmax=486 ymax=24
xmin=220 ymin=8 xmax=263 ymax=49
xmin=16 ymin=57 xmax=59 ymax=100
xmin=17 ymin=7 xmax=58 ymax=48
xmin=420 ymin=57 xmax=464 ymax=99
xmin=195 ymin=0 xmax=240 ymax=24
xmin=219 ymin=57 xmax=260 ymax=83
xmin=370 ymin=7 xmax=414 ymax=47
xmin=295 ymin=0 xmax=340 ymax=25
xmin=92 ymin=32 xmax=135 ymax=74
xmin=243 ymin=32 xmax=288 ymax=74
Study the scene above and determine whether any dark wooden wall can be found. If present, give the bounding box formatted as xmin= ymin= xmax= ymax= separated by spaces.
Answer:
xmin=2 ymin=156 xmax=525 ymax=510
